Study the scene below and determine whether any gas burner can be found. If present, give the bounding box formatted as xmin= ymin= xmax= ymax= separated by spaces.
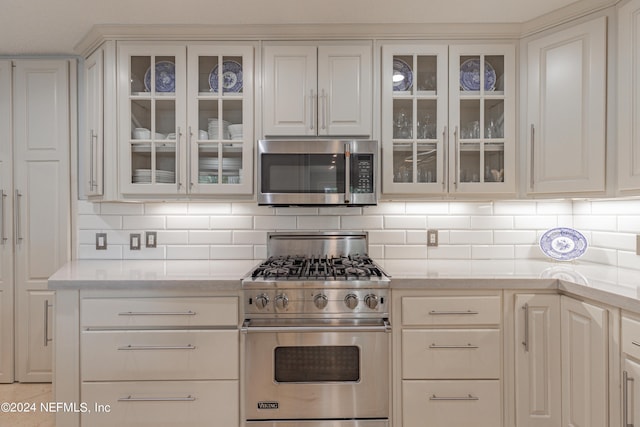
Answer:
xmin=344 ymin=267 xmax=370 ymax=277
xmin=264 ymin=267 xmax=292 ymax=277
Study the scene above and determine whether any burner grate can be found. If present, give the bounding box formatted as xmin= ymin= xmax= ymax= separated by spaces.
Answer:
xmin=249 ymin=255 xmax=385 ymax=280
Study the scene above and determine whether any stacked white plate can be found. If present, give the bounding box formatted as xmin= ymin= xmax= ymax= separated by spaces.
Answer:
xmin=208 ymin=118 xmax=230 ymax=140
xmin=132 ymin=169 xmax=176 ymax=184
xmin=199 ymin=157 xmax=242 ymax=171
xmin=228 ymin=124 xmax=243 ymax=140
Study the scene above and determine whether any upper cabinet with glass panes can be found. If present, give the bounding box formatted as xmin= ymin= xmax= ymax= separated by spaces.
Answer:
xmin=117 ymin=42 xmax=254 ymax=197
xmin=381 ymin=43 xmax=515 ymax=196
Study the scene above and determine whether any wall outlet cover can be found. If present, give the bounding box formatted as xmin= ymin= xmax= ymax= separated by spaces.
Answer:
xmin=427 ymin=229 xmax=438 ymax=247
xmin=146 ymin=231 xmax=157 ymax=248
xmin=95 ymin=233 xmax=107 ymax=250
xmin=130 ymin=233 xmax=141 ymax=251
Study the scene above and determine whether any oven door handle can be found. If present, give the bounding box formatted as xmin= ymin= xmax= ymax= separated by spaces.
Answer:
xmin=241 ymin=319 xmax=391 ymax=333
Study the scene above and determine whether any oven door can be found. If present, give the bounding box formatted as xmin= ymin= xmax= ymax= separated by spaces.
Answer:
xmin=242 ymin=318 xmax=390 ymax=421
xmin=257 ymin=139 xmax=377 ymax=206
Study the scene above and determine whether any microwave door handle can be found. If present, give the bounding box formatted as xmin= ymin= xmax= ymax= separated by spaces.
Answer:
xmin=344 ymin=142 xmax=351 ymax=204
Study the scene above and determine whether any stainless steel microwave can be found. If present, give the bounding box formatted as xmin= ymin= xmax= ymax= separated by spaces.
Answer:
xmin=258 ymin=139 xmax=378 ymax=206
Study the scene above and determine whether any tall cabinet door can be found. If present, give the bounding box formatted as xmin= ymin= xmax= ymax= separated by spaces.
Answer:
xmin=560 ymin=296 xmax=608 ymax=427
xmin=0 ymin=60 xmax=14 ymax=384
xmin=84 ymin=47 xmax=104 ymax=197
xmin=514 ymin=294 xmax=561 ymax=427
xmin=263 ymin=45 xmax=317 ymax=136
xmin=617 ymin=0 xmax=640 ymax=192
xmin=317 ymin=45 xmax=372 ymax=136
xmin=526 ymin=16 xmax=607 ymax=194
xmin=13 ymin=59 xmax=71 ymax=382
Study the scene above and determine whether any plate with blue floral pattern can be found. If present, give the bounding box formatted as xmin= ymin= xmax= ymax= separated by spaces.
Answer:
xmin=539 ymin=227 xmax=588 ymax=261
xmin=144 ymin=61 xmax=175 ymax=93
xmin=459 ymin=59 xmax=496 ymax=91
xmin=209 ymin=60 xmax=243 ymax=93
xmin=393 ymin=58 xmax=413 ymax=92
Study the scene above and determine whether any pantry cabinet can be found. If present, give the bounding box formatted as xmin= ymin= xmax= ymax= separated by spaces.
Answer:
xmin=262 ymin=43 xmax=372 ymax=137
xmin=117 ymin=42 xmax=254 ymax=197
xmin=513 ymin=293 xmax=561 ymax=427
xmin=617 ymin=0 xmax=640 ymax=193
xmin=381 ymin=43 xmax=515 ymax=196
xmin=525 ymin=16 xmax=607 ymax=194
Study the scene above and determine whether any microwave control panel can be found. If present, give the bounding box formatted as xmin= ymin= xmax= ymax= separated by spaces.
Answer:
xmin=351 ymin=154 xmax=374 ymax=194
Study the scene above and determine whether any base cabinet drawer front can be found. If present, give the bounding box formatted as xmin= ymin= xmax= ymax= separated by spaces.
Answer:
xmin=81 ymin=330 xmax=238 ymax=381
xmin=402 ymin=380 xmax=501 ymax=427
xmin=81 ymin=380 xmax=238 ymax=427
xmin=402 ymin=296 xmax=501 ymax=326
xmin=622 ymin=316 xmax=640 ymax=360
xmin=402 ymin=329 xmax=501 ymax=379
xmin=81 ymin=297 xmax=238 ymax=328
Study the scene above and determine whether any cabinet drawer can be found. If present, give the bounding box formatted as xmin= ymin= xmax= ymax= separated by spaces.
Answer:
xmin=81 ymin=297 xmax=238 ymax=328
xmin=81 ymin=330 xmax=238 ymax=381
xmin=402 ymin=296 xmax=501 ymax=326
xmin=402 ymin=329 xmax=500 ymax=379
xmin=402 ymin=380 xmax=501 ymax=427
xmin=82 ymin=380 xmax=238 ymax=427
xmin=622 ymin=316 xmax=640 ymax=359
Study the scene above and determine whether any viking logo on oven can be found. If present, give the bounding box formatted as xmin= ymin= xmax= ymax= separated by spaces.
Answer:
xmin=257 ymin=401 xmax=279 ymax=410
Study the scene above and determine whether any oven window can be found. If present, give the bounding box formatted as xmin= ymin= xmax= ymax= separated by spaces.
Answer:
xmin=274 ymin=346 xmax=360 ymax=382
xmin=261 ymin=154 xmax=345 ymax=193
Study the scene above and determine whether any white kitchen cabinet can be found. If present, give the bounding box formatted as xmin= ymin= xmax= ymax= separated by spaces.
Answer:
xmin=394 ymin=291 xmax=503 ymax=427
xmin=381 ymin=43 xmax=515 ymax=196
xmin=83 ymin=41 xmax=117 ymax=200
xmin=263 ymin=43 xmax=372 ymax=137
xmin=526 ymin=16 xmax=607 ymax=194
xmin=617 ymin=0 xmax=640 ymax=192
xmin=621 ymin=314 xmax=640 ymax=427
xmin=0 ymin=60 xmax=13 ymax=383
xmin=118 ymin=42 xmax=254 ymax=197
xmin=560 ymin=296 xmax=608 ymax=427
xmin=4 ymin=59 xmax=72 ymax=383
xmin=514 ymin=294 xmax=561 ymax=427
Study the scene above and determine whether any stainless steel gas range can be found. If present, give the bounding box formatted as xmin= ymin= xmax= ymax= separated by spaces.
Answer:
xmin=242 ymin=232 xmax=391 ymax=427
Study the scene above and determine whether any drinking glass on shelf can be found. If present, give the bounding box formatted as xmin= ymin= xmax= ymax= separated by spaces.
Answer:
xmin=394 ymin=109 xmax=412 ymax=139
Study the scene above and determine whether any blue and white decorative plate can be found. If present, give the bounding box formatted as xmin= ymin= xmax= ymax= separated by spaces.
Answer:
xmin=459 ymin=59 xmax=496 ymax=91
xmin=393 ymin=58 xmax=413 ymax=92
xmin=144 ymin=61 xmax=176 ymax=93
xmin=539 ymin=227 xmax=588 ymax=261
xmin=209 ymin=60 xmax=243 ymax=93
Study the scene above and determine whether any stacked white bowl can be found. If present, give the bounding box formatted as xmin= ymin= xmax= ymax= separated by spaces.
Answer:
xmin=228 ymin=124 xmax=243 ymax=140
xmin=208 ymin=118 xmax=230 ymax=140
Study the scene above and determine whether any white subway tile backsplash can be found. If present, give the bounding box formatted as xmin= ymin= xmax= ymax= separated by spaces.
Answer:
xmin=385 ymin=215 xmax=426 ymax=229
xmin=123 ymin=246 xmax=167 ymax=260
xmin=514 ymin=245 xmax=547 ymax=260
xmin=580 ymin=247 xmax=617 ymax=265
xmin=276 ymin=207 xmax=318 ymax=215
xmin=77 ymin=200 xmax=100 ymax=214
xmin=78 ymin=244 xmax=123 ymax=260
xmin=188 ymin=203 xmax=232 ymax=214
xmin=368 ymin=245 xmax=384 ymax=259
xmin=210 ymin=216 xmax=253 ymax=230
xmin=363 ymin=203 xmax=405 ymax=215
xmin=405 ymin=202 xmax=449 ymax=215
xmin=189 ymin=231 xmax=233 ymax=245
xmin=254 ymin=216 xmax=296 ymax=230
xmin=572 ymin=201 xmax=592 ymax=215
xmin=427 ymin=245 xmax=471 ymax=259
xmin=122 ymin=215 xmax=165 ymax=230
xmin=449 ymin=230 xmax=493 ymax=245
xmin=536 ymin=200 xmax=573 ymax=214
xmin=406 ymin=231 xmax=427 ymax=245
xmin=319 ymin=207 xmax=363 ymax=216
xmin=100 ymin=203 xmax=144 ymax=215
xmin=450 ymin=202 xmax=493 ymax=215
xmin=231 ymin=203 xmax=275 ymax=215
xmin=471 ymin=245 xmax=515 ymax=260
xmin=78 ymin=214 xmax=122 ymax=230
xmin=341 ymin=215 xmax=383 ymax=230
xmin=493 ymin=201 xmax=537 ymax=215
xmin=233 ymin=231 xmax=267 ymax=245
xmin=166 ymin=246 xmax=210 ymax=260
xmin=428 ymin=216 xmax=470 ymax=229
xmin=145 ymin=203 xmax=189 ymax=215
xmin=618 ymin=216 xmax=640 ymax=233
xmin=369 ymin=230 xmax=405 ymax=245
xmin=592 ymin=200 xmax=640 ymax=214
xmin=573 ymin=215 xmax=616 ymax=231
xmin=210 ymin=245 xmax=254 ymax=259
xmin=617 ymin=251 xmax=640 ymax=270
xmin=514 ymin=216 xmax=557 ymax=230
xmin=167 ymin=216 xmax=209 ymax=230
xmin=590 ymin=232 xmax=636 ymax=251
xmin=384 ymin=245 xmax=428 ymax=259
xmin=296 ymin=216 xmax=340 ymax=230
xmin=156 ymin=231 xmax=189 ymax=245
xmin=493 ymin=230 xmax=537 ymax=245
xmin=254 ymin=246 xmax=267 ymax=259
xmin=470 ymin=216 xmax=514 ymax=230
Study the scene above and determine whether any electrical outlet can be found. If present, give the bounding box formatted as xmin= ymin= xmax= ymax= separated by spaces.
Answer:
xmin=146 ymin=231 xmax=157 ymax=248
xmin=95 ymin=233 xmax=107 ymax=250
xmin=427 ymin=229 xmax=438 ymax=247
xmin=130 ymin=233 xmax=141 ymax=251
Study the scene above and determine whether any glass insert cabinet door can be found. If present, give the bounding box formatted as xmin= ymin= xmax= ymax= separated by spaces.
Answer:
xmin=118 ymin=42 xmax=254 ymax=196
xmin=381 ymin=45 xmax=449 ymax=194
xmin=448 ymin=45 xmax=515 ymax=194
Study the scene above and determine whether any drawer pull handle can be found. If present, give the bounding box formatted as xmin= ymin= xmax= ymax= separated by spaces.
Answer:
xmin=118 ymin=395 xmax=196 ymax=402
xmin=117 ymin=344 xmax=196 ymax=351
xmin=429 ymin=310 xmax=479 ymax=315
xmin=429 ymin=343 xmax=478 ymax=349
xmin=632 ymin=341 xmax=640 ymax=348
xmin=118 ymin=311 xmax=197 ymax=316
xmin=429 ymin=394 xmax=479 ymax=401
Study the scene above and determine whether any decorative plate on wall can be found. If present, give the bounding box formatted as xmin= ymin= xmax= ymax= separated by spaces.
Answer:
xmin=144 ymin=61 xmax=176 ymax=93
xmin=539 ymin=227 xmax=588 ymax=261
xmin=393 ymin=58 xmax=413 ymax=92
xmin=209 ymin=60 xmax=243 ymax=93
xmin=459 ymin=59 xmax=496 ymax=91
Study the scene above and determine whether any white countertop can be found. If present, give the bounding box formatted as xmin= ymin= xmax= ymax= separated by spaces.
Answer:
xmin=48 ymin=258 xmax=640 ymax=313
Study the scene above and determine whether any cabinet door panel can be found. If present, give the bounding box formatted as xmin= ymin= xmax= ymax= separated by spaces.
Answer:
xmin=263 ymin=45 xmax=317 ymax=136
xmin=514 ymin=294 xmax=561 ymax=427
xmin=84 ymin=47 xmax=104 ymax=197
xmin=318 ymin=45 xmax=371 ymax=136
xmin=527 ymin=17 xmax=606 ymax=193
xmin=624 ymin=357 xmax=640 ymax=427
xmin=560 ymin=296 xmax=607 ymax=427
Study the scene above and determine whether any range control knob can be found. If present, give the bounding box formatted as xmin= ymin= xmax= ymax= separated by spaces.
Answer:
xmin=314 ymin=294 xmax=328 ymax=310
xmin=344 ymin=293 xmax=359 ymax=310
xmin=364 ymin=294 xmax=379 ymax=310
xmin=255 ymin=294 xmax=269 ymax=310
xmin=274 ymin=294 xmax=289 ymax=311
